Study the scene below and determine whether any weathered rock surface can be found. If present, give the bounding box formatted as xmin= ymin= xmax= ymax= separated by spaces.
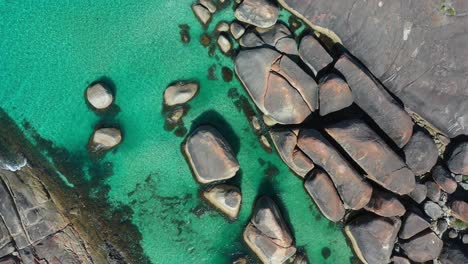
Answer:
xmin=447 ymin=141 xmax=468 ymax=175
xmin=164 ymin=81 xmax=199 ymax=106
xmin=345 ymin=215 xmax=401 ymax=264
xmin=334 ymin=55 xmax=413 ymax=147
xmin=425 ymin=181 xmax=441 ymax=202
xmin=90 ymin=128 xmax=122 ymax=152
xmin=240 ymin=24 xmax=298 ymax=56
xmin=450 ymin=200 xmax=468 ymax=223
xmin=269 ymin=128 xmax=314 ymax=177
xmin=318 ymin=74 xmax=353 ymax=116
xmin=199 ymin=0 xmax=216 ymax=13
xmin=203 ymin=184 xmax=241 ymax=219
xmin=403 ymin=129 xmax=438 ymax=176
xmin=192 ymin=4 xmax=211 ymax=26
xmin=325 ymin=119 xmax=415 ymax=195
xmin=297 ymin=129 xmax=372 ymax=210
xmin=400 ymin=231 xmax=443 ymax=262
xmin=298 ymin=34 xmax=333 ymax=74
xmin=243 ymin=196 xmax=296 ymax=264
xmin=86 ymin=83 xmax=113 ymax=110
xmin=439 ymin=243 xmax=468 ymax=264
xmin=230 ymin=21 xmax=245 ymax=39
xmin=432 ymin=165 xmax=458 ymax=194
xmin=277 ymin=0 xmax=468 ymax=138
xmin=364 ymin=190 xmax=405 ymax=217
xmin=184 ymin=126 xmax=239 ymax=184
xmin=399 ymin=212 xmax=430 ymax=239
xmin=217 ymin=34 xmax=232 ymax=54
xmin=235 ymin=0 xmax=279 ymax=28
xmin=235 ymin=48 xmax=318 ymax=124
xmin=392 ymin=256 xmax=411 ymax=264
xmin=424 ymin=201 xmax=443 ymax=220
xmin=409 ymin=183 xmax=427 ymax=204
xmin=304 ymin=168 xmax=345 ymax=222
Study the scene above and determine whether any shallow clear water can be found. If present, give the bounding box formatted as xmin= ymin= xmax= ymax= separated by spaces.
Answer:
xmin=0 ymin=1 xmax=353 ymax=263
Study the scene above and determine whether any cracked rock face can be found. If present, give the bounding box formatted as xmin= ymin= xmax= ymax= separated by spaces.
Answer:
xmin=235 ymin=0 xmax=279 ymax=28
xmin=240 ymin=23 xmax=298 ymax=55
xmin=345 ymin=215 xmax=401 ymax=264
xmin=235 ymin=48 xmax=318 ymax=125
xmin=243 ymin=196 xmax=296 ymax=264
xmin=184 ymin=126 xmax=240 ymax=184
xmin=364 ymin=190 xmax=406 ymax=217
xmin=278 ymin=0 xmax=468 ymax=138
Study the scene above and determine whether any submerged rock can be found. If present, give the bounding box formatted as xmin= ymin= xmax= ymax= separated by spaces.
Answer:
xmin=403 ymin=129 xmax=439 ymax=176
xmin=297 ymin=129 xmax=372 ymax=210
xmin=425 ymin=181 xmax=441 ymax=202
xmin=202 ymin=184 xmax=241 ymax=220
xmin=269 ymin=128 xmax=314 ymax=177
xmin=334 ymin=55 xmax=413 ymax=147
xmin=86 ymin=83 xmax=113 ymax=110
xmin=399 ymin=212 xmax=430 ymax=239
xmin=184 ymin=126 xmax=239 ymax=184
xmin=192 ymin=4 xmax=211 ymax=26
xmin=235 ymin=0 xmax=279 ymax=28
xmin=447 ymin=141 xmax=468 ymax=175
xmin=325 ymin=119 xmax=415 ymax=195
xmin=392 ymin=256 xmax=411 ymax=264
xmin=89 ymin=128 xmax=122 ymax=152
xmin=364 ymin=190 xmax=405 ymax=217
xmin=164 ymin=81 xmax=199 ymax=106
xmin=318 ymin=74 xmax=353 ymax=116
xmin=304 ymin=168 xmax=345 ymax=222
xmin=235 ymin=48 xmax=317 ymax=125
xmin=400 ymin=231 xmax=443 ymax=262
xmin=243 ymin=196 xmax=296 ymax=264
xmin=345 ymin=215 xmax=401 ymax=264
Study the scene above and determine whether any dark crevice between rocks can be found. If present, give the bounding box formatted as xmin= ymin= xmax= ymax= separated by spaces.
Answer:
xmin=0 ymin=108 xmax=150 ymax=264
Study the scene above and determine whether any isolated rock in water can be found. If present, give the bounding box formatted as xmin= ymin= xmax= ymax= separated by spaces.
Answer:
xmin=364 ymin=190 xmax=405 ymax=217
xmin=432 ymin=165 xmax=458 ymax=194
xmin=202 ymin=184 xmax=241 ymax=219
xmin=304 ymin=168 xmax=345 ymax=222
xmin=325 ymin=119 xmax=415 ymax=195
xmin=217 ymin=34 xmax=232 ymax=54
xmin=299 ymin=34 xmax=333 ymax=74
xmin=235 ymin=48 xmax=317 ymax=124
xmin=184 ymin=126 xmax=239 ymax=184
xmin=243 ymin=196 xmax=296 ymax=264
xmin=230 ymin=21 xmax=245 ymax=39
xmin=235 ymin=0 xmax=279 ymax=28
xmin=424 ymin=201 xmax=443 ymax=220
xmin=399 ymin=212 xmax=430 ymax=239
xmin=425 ymin=181 xmax=441 ymax=202
xmin=277 ymin=0 xmax=468 ymax=138
xmin=400 ymin=231 xmax=443 ymax=262
xmin=450 ymin=200 xmax=468 ymax=223
xmin=409 ymin=183 xmax=427 ymax=204
xmin=318 ymin=74 xmax=353 ymax=116
xmin=90 ymin=128 xmax=122 ymax=151
xmin=164 ymin=81 xmax=199 ymax=106
xmin=200 ymin=0 xmax=217 ymax=13
xmin=447 ymin=141 xmax=468 ymax=175
xmin=334 ymin=55 xmax=413 ymax=147
xmin=215 ymin=21 xmax=230 ymax=32
xmin=86 ymin=83 xmax=113 ymax=110
xmin=345 ymin=215 xmax=401 ymax=264
xmin=403 ymin=129 xmax=438 ymax=176
xmin=243 ymin=224 xmax=296 ymax=264
xmin=297 ymin=129 xmax=372 ymax=210
xmin=192 ymin=4 xmax=211 ymax=26
xmin=269 ymin=128 xmax=314 ymax=177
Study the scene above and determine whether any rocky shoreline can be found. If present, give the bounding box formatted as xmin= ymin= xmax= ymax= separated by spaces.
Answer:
xmin=189 ymin=0 xmax=468 ymax=263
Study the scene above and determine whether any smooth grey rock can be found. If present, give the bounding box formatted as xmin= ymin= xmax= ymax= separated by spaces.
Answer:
xmin=403 ymin=129 xmax=438 ymax=176
xmin=239 ymin=24 xmax=298 ymax=55
xmin=230 ymin=21 xmax=245 ymax=39
xmin=86 ymin=83 xmax=113 ymax=110
xmin=192 ymin=4 xmax=211 ymax=26
xmin=424 ymin=201 xmax=443 ymax=220
xmin=325 ymin=119 xmax=415 ymax=195
xmin=432 ymin=165 xmax=458 ymax=194
xmin=318 ymin=74 xmax=353 ymax=116
xmin=164 ymin=81 xmax=199 ymax=106
xmin=90 ymin=128 xmax=122 ymax=152
xmin=409 ymin=183 xmax=427 ymax=204
xmin=447 ymin=141 xmax=468 ymax=175
xmin=425 ymin=181 xmax=441 ymax=202
xmin=235 ymin=0 xmax=279 ymax=28
xmin=392 ymin=256 xmax=410 ymax=264
xmin=184 ymin=126 xmax=239 ymax=184
xmin=399 ymin=212 xmax=430 ymax=239
xmin=299 ymin=34 xmax=333 ymax=74
xmin=202 ymin=184 xmax=241 ymax=219
xmin=345 ymin=215 xmax=401 ymax=264
xmin=400 ymin=231 xmax=443 ymax=262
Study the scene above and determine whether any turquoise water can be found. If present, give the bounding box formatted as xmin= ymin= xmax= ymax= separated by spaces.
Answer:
xmin=0 ymin=1 xmax=353 ymax=263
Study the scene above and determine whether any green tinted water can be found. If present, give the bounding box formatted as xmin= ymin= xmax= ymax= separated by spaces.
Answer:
xmin=0 ymin=1 xmax=353 ymax=263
